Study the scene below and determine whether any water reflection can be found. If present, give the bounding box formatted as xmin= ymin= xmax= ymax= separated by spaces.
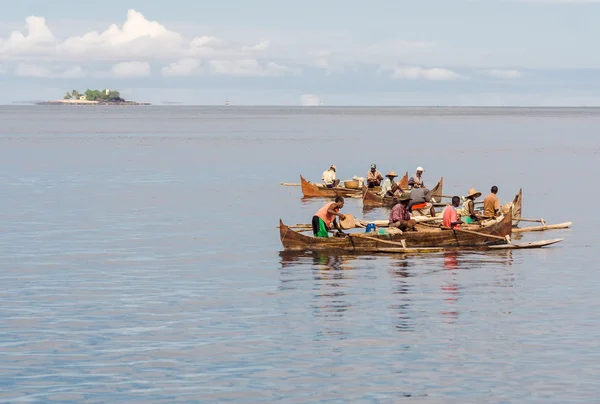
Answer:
xmin=311 ymin=254 xmax=354 ymax=322
xmin=388 ymin=258 xmax=414 ymax=331
xmin=440 ymin=250 xmax=515 ymax=323
xmin=361 ymin=205 xmax=391 ymax=216
xmin=441 ymin=252 xmax=461 ymax=324
xmin=279 ymin=251 xmax=355 ymax=318
xmin=279 ymin=249 xmax=517 ymax=334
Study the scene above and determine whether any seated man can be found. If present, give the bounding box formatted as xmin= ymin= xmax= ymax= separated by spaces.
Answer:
xmin=483 ymin=185 xmax=500 ymax=219
xmin=442 ymin=196 xmax=462 ymax=228
xmin=389 ymin=193 xmax=417 ymax=231
xmin=381 ymin=171 xmax=400 ymax=197
xmin=312 ymin=196 xmax=346 ymax=237
xmin=407 ymin=187 xmax=436 ymax=217
xmin=408 ymin=166 xmax=425 ymax=189
xmin=321 ymin=165 xmax=340 ymax=188
xmin=458 ymin=188 xmax=482 ymax=224
xmin=366 ymin=163 xmax=383 ymax=188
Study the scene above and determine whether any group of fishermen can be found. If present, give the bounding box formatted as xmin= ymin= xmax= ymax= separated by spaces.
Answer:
xmin=312 ymin=163 xmax=503 ymax=237
xmin=322 ymin=163 xmax=426 ymax=192
xmin=366 ymin=164 xmax=425 ymax=191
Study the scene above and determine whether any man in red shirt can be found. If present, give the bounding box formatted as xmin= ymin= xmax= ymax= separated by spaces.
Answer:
xmin=442 ymin=196 xmax=462 ymax=228
xmin=312 ymin=196 xmax=346 ymax=237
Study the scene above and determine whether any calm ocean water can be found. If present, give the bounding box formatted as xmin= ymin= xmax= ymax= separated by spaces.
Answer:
xmin=0 ymin=106 xmax=598 ymax=403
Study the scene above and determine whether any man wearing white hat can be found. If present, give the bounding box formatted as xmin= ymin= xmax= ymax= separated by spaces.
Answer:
xmin=322 ymin=164 xmax=340 ymax=188
xmin=408 ymin=167 xmax=425 ymax=189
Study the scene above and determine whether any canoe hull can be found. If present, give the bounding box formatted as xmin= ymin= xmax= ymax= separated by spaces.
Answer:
xmin=300 ymin=175 xmax=361 ymax=198
xmin=280 ymin=207 xmax=513 ymax=252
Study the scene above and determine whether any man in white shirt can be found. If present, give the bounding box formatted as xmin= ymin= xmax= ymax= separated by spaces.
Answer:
xmin=408 ymin=166 xmax=425 ymax=189
xmin=322 ymin=165 xmax=340 ymax=188
xmin=380 ymin=171 xmax=400 ymax=196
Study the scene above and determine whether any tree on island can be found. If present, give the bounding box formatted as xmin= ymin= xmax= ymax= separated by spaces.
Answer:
xmin=63 ymin=89 xmax=125 ymax=102
xmin=84 ymin=89 xmax=124 ymax=102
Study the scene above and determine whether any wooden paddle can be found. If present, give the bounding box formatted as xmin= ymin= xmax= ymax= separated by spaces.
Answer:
xmin=513 ymin=217 xmax=545 ymax=224
xmin=441 ymin=226 xmax=511 ymax=244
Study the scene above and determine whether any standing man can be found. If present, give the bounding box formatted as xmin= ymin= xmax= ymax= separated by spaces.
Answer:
xmin=322 ymin=165 xmax=340 ymax=188
xmin=408 ymin=166 xmax=425 ymax=189
xmin=366 ymin=163 xmax=383 ymax=188
xmin=483 ymin=186 xmax=501 ymax=219
xmin=312 ymin=196 xmax=346 ymax=237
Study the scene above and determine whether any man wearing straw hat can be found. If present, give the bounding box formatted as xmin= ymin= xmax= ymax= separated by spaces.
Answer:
xmin=408 ymin=166 xmax=425 ymax=189
xmin=322 ymin=165 xmax=340 ymax=188
xmin=381 ymin=171 xmax=401 ymax=197
xmin=389 ymin=193 xmax=417 ymax=231
xmin=458 ymin=188 xmax=482 ymax=224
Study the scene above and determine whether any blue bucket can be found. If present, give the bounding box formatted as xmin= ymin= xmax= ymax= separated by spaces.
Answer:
xmin=365 ymin=223 xmax=377 ymax=233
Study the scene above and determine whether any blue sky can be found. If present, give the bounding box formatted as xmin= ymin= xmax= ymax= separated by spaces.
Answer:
xmin=1 ymin=0 xmax=600 ymax=105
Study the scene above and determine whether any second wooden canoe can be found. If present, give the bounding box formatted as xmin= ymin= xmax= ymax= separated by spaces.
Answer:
xmin=362 ymin=177 xmax=444 ymax=208
xmin=300 ymin=175 xmax=362 ymax=198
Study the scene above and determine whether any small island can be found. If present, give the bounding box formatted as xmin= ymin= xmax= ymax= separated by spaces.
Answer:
xmin=37 ymin=89 xmax=151 ymax=106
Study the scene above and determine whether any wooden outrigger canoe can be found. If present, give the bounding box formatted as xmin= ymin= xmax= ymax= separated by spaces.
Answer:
xmin=362 ymin=177 xmax=444 ymax=208
xmin=280 ymin=207 xmax=514 ymax=252
xmin=299 ymin=172 xmax=409 ymax=198
xmin=279 ymin=208 xmax=564 ymax=253
xmin=300 ymin=175 xmax=362 ymax=198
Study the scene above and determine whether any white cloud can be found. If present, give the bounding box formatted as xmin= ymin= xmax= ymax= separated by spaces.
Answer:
xmin=161 ymin=59 xmax=201 ymax=77
xmin=207 ymin=59 xmax=297 ymax=77
xmin=14 ymin=62 xmax=86 ymax=78
xmin=301 ymin=94 xmax=320 ymax=106
xmin=0 ymin=16 xmax=55 ymax=53
xmin=111 ymin=61 xmax=151 ymax=77
xmin=389 ymin=66 xmax=461 ymax=80
xmin=488 ymin=69 xmax=522 ymax=79
xmin=311 ymin=51 xmax=330 ymax=69
xmin=159 ymin=58 xmax=297 ymax=77
xmin=62 ymin=66 xmax=86 ymax=78
xmin=241 ymin=40 xmax=270 ymax=52
xmin=14 ymin=63 xmax=50 ymax=77
xmin=0 ymin=9 xmax=293 ymax=78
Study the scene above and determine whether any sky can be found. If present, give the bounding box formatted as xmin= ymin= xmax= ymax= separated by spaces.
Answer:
xmin=1 ymin=0 xmax=600 ymax=105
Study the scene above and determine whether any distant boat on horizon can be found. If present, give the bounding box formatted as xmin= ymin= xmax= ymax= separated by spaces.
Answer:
xmin=11 ymin=100 xmax=45 ymax=104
